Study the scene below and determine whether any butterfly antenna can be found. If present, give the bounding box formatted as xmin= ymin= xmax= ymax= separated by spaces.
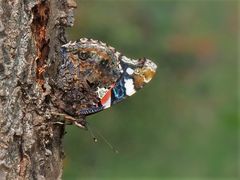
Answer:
xmin=86 ymin=123 xmax=98 ymax=143
xmin=87 ymin=122 xmax=119 ymax=154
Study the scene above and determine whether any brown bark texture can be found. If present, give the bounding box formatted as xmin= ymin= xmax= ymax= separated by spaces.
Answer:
xmin=0 ymin=0 xmax=77 ymax=179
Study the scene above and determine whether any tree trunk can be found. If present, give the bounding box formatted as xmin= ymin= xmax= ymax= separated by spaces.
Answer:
xmin=0 ymin=0 xmax=76 ymax=179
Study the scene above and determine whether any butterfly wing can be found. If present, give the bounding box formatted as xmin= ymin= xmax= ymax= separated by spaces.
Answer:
xmin=57 ymin=38 xmax=157 ymax=116
xmin=79 ymin=55 xmax=157 ymax=115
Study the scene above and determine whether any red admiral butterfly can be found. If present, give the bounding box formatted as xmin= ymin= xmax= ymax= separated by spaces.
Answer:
xmin=51 ymin=38 xmax=157 ymax=128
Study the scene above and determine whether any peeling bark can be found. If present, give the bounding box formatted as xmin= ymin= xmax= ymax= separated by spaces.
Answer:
xmin=0 ymin=0 xmax=76 ymax=179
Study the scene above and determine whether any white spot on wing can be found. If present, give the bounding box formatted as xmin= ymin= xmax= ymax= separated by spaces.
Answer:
xmin=90 ymin=39 xmax=98 ymax=43
xmin=124 ymin=78 xmax=136 ymax=96
xmin=62 ymin=41 xmax=72 ymax=48
xmin=115 ymin=52 xmax=121 ymax=59
xmin=126 ymin=68 xmax=134 ymax=75
xmin=100 ymin=41 xmax=107 ymax=46
xmin=96 ymin=87 xmax=108 ymax=99
xmin=121 ymin=56 xmax=139 ymax=65
xmin=118 ymin=63 xmax=123 ymax=73
xmin=79 ymin=38 xmax=88 ymax=43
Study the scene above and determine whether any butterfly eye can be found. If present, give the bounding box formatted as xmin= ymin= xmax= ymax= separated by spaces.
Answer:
xmin=78 ymin=51 xmax=90 ymax=60
xmin=99 ymin=59 xmax=109 ymax=67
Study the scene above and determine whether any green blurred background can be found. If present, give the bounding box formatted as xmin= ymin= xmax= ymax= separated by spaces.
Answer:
xmin=63 ymin=0 xmax=238 ymax=179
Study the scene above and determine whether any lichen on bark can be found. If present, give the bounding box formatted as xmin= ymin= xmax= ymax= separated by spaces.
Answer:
xmin=0 ymin=0 xmax=77 ymax=179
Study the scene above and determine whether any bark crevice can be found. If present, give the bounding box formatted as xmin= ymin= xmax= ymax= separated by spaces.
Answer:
xmin=31 ymin=0 xmax=50 ymax=89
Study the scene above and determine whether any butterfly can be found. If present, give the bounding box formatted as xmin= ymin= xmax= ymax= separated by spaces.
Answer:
xmin=51 ymin=38 xmax=157 ymax=128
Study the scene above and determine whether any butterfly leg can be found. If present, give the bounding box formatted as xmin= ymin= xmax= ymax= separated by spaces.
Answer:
xmin=73 ymin=118 xmax=88 ymax=129
xmin=50 ymin=111 xmax=87 ymax=129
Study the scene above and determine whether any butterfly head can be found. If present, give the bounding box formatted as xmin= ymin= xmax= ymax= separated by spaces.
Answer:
xmin=119 ymin=56 xmax=157 ymax=90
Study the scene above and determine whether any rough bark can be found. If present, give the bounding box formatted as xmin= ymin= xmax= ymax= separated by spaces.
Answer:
xmin=0 ymin=0 xmax=76 ymax=179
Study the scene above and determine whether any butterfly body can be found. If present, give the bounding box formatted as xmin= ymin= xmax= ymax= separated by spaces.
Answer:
xmin=52 ymin=38 xmax=157 ymax=127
